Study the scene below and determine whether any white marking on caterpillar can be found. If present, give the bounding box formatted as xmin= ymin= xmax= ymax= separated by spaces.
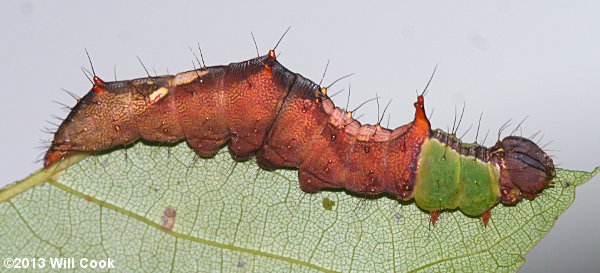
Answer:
xmin=173 ymin=70 xmax=208 ymax=86
xmin=147 ymin=87 xmax=169 ymax=104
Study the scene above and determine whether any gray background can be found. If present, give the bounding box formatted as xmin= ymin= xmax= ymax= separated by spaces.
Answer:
xmin=1 ymin=0 xmax=599 ymax=272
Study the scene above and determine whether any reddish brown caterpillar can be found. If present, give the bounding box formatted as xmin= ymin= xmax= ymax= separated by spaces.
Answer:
xmin=44 ymin=45 xmax=555 ymax=225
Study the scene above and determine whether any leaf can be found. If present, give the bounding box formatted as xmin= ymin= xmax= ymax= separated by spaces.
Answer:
xmin=1 ymin=142 xmax=598 ymax=272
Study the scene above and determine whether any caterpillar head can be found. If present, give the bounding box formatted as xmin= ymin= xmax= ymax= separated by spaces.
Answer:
xmin=491 ymin=136 xmax=556 ymax=204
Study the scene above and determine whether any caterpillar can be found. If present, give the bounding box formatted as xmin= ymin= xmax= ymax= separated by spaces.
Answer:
xmin=43 ymin=45 xmax=555 ymax=226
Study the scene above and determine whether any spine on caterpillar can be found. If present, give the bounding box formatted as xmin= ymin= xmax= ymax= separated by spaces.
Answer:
xmin=44 ymin=49 xmax=555 ymax=223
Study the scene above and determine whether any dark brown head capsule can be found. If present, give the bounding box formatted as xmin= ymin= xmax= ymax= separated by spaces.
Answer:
xmin=491 ymin=136 xmax=556 ymax=203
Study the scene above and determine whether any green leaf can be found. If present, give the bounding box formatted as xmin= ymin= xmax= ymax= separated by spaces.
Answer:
xmin=1 ymin=142 xmax=598 ymax=272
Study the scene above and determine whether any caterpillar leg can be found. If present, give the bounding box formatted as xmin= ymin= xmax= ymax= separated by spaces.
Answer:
xmin=227 ymin=145 xmax=255 ymax=161
xmin=255 ymin=149 xmax=280 ymax=171
xmin=256 ymin=142 xmax=301 ymax=169
xmin=481 ymin=210 xmax=491 ymax=227
xmin=256 ymin=146 xmax=286 ymax=170
xmin=186 ymin=137 xmax=226 ymax=158
xmin=430 ymin=210 xmax=442 ymax=226
xmin=298 ymin=169 xmax=329 ymax=193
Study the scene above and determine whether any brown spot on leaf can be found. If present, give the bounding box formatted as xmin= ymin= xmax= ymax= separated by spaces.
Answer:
xmin=161 ymin=206 xmax=177 ymax=231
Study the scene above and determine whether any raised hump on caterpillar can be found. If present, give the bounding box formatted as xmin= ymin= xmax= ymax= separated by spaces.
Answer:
xmin=44 ymin=30 xmax=556 ymax=226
